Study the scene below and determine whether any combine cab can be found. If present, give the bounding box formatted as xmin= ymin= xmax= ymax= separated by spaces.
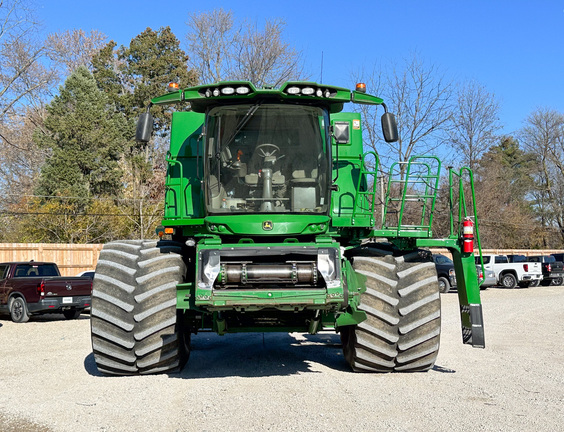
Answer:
xmin=90 ymin=81 xmax=484 ymax=375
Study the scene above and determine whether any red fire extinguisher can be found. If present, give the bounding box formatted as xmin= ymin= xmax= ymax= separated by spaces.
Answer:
xmin=462 ymin=217 xmax=474 ymax=253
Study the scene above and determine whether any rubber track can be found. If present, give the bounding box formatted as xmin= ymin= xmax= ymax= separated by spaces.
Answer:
xmin=344 ymin=248 xmax=441 ymax=372
xmin=90 ymin=240 xmax=186 ymax=375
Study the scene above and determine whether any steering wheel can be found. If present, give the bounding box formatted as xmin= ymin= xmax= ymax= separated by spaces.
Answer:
xmin=256 ymin=143 xmax=280 ymax=158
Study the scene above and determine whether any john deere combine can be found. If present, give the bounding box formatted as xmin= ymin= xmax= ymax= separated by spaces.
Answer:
xmin=90 ymin=81 xmax=484 ymax=375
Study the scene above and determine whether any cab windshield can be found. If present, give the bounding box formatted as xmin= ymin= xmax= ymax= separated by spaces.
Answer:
xmin=205 ymin=104 xmax=330 ymax=214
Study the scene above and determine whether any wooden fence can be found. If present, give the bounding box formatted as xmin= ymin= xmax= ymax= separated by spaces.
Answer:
xmin=430 ymin=248 xmax=564 ymax=260
xmin=1 ymin=243 xmax=563 ymax=277
xmin=0 ymin=243 xmax=104 ymax=276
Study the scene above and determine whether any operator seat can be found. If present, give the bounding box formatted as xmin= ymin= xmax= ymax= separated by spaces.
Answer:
xmin=289 ymin=150 xmax=321 ymax=211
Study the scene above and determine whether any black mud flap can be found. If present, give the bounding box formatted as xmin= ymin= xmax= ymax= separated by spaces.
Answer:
xmin=461 ymin=303 xmax=485 ymax=348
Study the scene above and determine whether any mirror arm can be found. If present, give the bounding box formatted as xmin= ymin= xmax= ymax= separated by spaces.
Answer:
xmin=331 ymin=125 xmax=339 ymax=185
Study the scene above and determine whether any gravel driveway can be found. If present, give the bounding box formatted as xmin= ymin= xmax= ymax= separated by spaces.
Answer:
xmin=1 ymin=285 xmax=563 ymax=432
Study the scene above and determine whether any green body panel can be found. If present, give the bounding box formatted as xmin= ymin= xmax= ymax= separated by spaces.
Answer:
xmin=164 ymin=112 xmax=205 ymax=220
xmin=335 ymin=258 xmax=367 ymax=327
xmin=329 ymin=113 xmax=375 ymax=228
xmin=204 ymin=214 xmax=330 ymax=236
xmin=151 ymin=80 xmax=483 ymax=348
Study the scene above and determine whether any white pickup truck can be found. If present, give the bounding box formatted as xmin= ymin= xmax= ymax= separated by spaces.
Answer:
xmin=476 ymin=254 xmax=543 ymax=288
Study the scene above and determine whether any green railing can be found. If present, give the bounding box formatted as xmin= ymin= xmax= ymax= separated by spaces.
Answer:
xmin=164 ymin=152 xmax=185 ymax=219
xmin=381 ymin=156 xmax=441 ymax=237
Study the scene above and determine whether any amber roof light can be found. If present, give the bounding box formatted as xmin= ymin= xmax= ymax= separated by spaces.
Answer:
xmin=167 ymin=82 xmax=180 ymax=92
xmin=355 ymin=83 xmax=367 ymax=93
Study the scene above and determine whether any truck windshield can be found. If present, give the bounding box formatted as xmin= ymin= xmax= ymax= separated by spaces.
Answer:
xmin=205 ymin=104 xmax=330 ymax=214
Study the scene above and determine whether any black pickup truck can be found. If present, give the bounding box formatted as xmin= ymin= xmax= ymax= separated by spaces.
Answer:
xmin=528 ymin=255 xmax=564 ymax=286
xmin=0 ymin=261 xmax=92 ymax=322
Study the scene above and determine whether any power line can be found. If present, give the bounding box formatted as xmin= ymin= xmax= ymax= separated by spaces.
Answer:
xmin=0 ymin=211 xmax=164 ymax=218
xmin=4 ymin=193 xmax=163 ymax=203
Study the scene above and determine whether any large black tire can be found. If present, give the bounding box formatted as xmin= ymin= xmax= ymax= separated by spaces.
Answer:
xmin=90 ymin=240 xmax=188 ymax=375
xmin=530 ymin=279 xmax=541 ymax=287
xmin=550 ymin=277 xmax=562 ymax=286
xmin=500 ymin=273 xmax=517 ymax=289
xmin=341 ymin=249 xmax=441 ymax=372
xmin=437 ymin=276 xmax=450 ymax=293
xmin=9 ymin=296 xmax=30 ymax=323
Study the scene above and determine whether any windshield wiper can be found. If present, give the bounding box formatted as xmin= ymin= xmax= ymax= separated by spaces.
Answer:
xmin=215 ymin=102 xmax=262 ymax=160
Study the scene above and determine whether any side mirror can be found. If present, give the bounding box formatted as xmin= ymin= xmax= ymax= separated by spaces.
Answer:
xmin=381 ymin=112 xmax=398 ymax=143
xmin=135 ymin=112 xmax=154 ymax=142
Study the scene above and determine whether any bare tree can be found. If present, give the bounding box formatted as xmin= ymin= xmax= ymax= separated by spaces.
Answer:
xmin=186 ymin=9 xmax=306 ymax=86
xmin=185 ymin=8 xmax=238 ymax=84
xmin=0 ymin=0 xmax=56 ymax=212
xmin=46 ymin=29 xmax=107 ymax=74
xmin=0 ymin=105 xmax=47 ymax=199
xmin=235 ymin=19 xmax=305 ymax=87
xmin=473 ymin=136 xmax=539 ymax=248
xmin=0 ymin=0 xmax=56 ymax=118
xmin=520 ymin=108 xmax=564 ymax=246
xmin=449 ymin=80 xmax=502 ymax=170
xmin=355 ymin=55 xmax=453 ymax=174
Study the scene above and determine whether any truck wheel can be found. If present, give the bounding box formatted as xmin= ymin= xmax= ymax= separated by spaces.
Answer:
xmin=500 ymin=273 xmax=517 ymax=289
xmin=550 ymin=277 xmax=562 ymax=286
xmin=9 ymin=296 xmax=30 ymax=323
xmin=530 ymin=280 xmax=541 ymax=287
xmin=63 ymin=309 xmax=83 ymax=320
xmin=91 ymin=240 xmax=188 ymax=376
xmin=437 ymin=276 xmax=450 ymax=293
xmin=342 ymin=249 xmax=441 ymax=372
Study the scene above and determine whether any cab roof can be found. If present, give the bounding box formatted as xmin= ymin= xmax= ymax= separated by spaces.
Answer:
xmin=150 ymin=81 xmax=384 ymax=114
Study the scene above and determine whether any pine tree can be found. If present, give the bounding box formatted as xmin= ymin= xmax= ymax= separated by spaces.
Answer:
xmin=35 ymin=66 xmax=128 ymax=199
xmin=93 ymin=27 xmax=197 ymax=135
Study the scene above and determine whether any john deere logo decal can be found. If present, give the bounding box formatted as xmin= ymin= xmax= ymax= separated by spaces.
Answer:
xmin=263 ymin=221 xmax=273 ymax=230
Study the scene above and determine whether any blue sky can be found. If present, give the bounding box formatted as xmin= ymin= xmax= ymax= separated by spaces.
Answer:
xmin=38 ymin=0 xmax=564 ymax=136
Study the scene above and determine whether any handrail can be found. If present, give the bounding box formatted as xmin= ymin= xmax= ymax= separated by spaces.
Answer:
xmin=165 ymin=152 xmax=185 ymax=219
xmin=352 ymin=151 xmax=379 ymax=225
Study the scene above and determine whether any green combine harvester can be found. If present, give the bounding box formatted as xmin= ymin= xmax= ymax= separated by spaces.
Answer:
xmin=90 ymin=81 xmax=484 ymax=375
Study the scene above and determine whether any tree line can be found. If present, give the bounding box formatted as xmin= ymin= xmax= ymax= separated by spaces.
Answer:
xmin=0 ymin=1 xmax=562 ymax=248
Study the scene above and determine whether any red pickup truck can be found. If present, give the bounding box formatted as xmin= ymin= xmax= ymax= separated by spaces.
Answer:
xmin=0 ymin=261 xmax=92 ymax=323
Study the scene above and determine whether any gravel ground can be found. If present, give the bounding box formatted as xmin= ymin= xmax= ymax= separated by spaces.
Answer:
xmin=1 ymin=285 xmax=563 ymax=432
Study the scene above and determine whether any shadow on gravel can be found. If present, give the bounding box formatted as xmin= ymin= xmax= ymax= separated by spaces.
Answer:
xmin=0 ymin=313 xmax=91 ymax=323
xmin=432 ymin=365 xmax=456 ymax=373
xmin=84 ymin=332 xmax=349 ymax=378
xmin=178 ymin=332 xmax=349 ymax=379
xmin=84 ymin=353 xmax=103 ymax=377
